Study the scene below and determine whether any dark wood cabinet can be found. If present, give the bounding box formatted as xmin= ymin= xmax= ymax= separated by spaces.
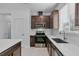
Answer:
xmin=0 ymin=42 xmax=21 ymax=56
xmin=50 ymin=14 xmax=53 ymax=28
xmin=50 ymin=10 xmax=59 ymax=29
xmin=31 ymin=16 xmax=50 ymax=29
xmin=75 ymin=3 xmax=79 ymax=26
xmin=30 ymin=36 xmax=35 ymax=47
xmin=31 ymin=10 xmax=59 ymax=29
xmin=44 ymin=16 xmax=50 ymax=28
xmin=48 ymin=41 xmax=52 ymax=56
xmin=31 ymin=16 xmax=37 ymax=29
xmin=46 ymin=37 xmax=63 ymax=56
xmin=46 ymin=38 xmax=52 ymax=56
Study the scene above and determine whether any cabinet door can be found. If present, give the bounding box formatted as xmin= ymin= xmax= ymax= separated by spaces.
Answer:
xmin=46 ymin=39 xmax=49 ymax=52
xmin=51 ymin=45 xmax=63 ymax=56
xmin=52 ymin=47 xmax=62 ymax=56
xmin=52 ymin=10 xmax=59 ymax=29
xmin=50 ymin=15 xmax=53 ymax=28
xmin=51 ymin=50 xmax=59 ymax=56
xmin=30 ymin=36 xmax=35 ymax=47
xmin=49 ymin=43 xmax=52 ymax=56
xmin=53 ymin=11 xmax=59 ymax=29
xmin=31 ymin=16 xmax=50 ymax=29
xmin=35 ymin=16 xmax=41 ymax=25
xmin=75 ymin=3 xmax=79 ymax=26
xmin=31 ymin=16 xmax=41 ymax=29
xmin=47 ymin=40 xmax=52 ymax=56
xmin=50 ymin=10 xmax=59 ymax=29
xmin=44 ymin=16 xmax=50 ymax=28
xmin=13 ymin=47 xmax=21 ymax=56
xmin=31 ymin=16 xmax=36 ymax=29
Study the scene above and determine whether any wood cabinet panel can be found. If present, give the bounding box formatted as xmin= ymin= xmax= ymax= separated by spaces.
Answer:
xmin=46 ymin=38 xmax=52 ymax=56
xmin=46 ymin=37 xmax=63 ymax=56
xmin=50 ymin=15 xmax=53 ymax=28
xmin=0 ymin=42 xmax=21 ymax=56
xmin=75 ymin=3 xmax=79 ymax=26
xmin=44 ymin=16 xmax=50 ymax=28
xmin=31 ymin=16 xmax=37 ymax=28
xmin=50 ymin=10 xmax=59 ymax=29
xmin=31 ymin=16 xmax=50 ymax=29
xmin=30 ymin=36 xmax=35 ymax=47
xmin=53 ymin=10 xmax=59 ymax=29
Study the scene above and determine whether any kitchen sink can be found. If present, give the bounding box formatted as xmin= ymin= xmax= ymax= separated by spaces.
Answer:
xmin=52 ymin=38 xmax=68 ymax=43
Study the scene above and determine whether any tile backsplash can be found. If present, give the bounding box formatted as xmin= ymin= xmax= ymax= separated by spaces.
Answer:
xmin=30 ymin=29 xmax=53 ymax=35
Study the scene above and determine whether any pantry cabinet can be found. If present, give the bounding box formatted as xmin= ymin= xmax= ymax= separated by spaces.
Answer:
xmin=50 ymin=10 xmax=59 ymax=29
xmin=75 ymin=3 xmax=79 ymax=26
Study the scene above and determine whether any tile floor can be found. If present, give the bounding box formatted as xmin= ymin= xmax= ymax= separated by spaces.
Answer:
xmin=22 ymin=47 xmax=49 ymax=56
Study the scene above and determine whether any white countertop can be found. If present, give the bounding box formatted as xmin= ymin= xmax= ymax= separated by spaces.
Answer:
xmin=46 ymin=34 xmax=79 ymax=56
xmin=0 ymin=39 xmax=21 ymax=53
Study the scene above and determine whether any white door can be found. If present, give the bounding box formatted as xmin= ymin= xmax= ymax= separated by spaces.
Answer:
xmin=0 ymin=14 xmax=11 ymax=39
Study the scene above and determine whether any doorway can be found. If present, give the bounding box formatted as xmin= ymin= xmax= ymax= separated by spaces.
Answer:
xmin=0 ymin=13 xmax=11 ymax=39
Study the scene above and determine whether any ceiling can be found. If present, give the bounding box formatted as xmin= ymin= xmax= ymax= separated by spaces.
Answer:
xmin=0 ymin=3 xmax=65 ymax=13
xmin=24 ymin=3 xmax=57 ymax=13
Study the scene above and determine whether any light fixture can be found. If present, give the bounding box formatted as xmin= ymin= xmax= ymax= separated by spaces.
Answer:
xmin=38 ymin=11 xmax=43 ymax=16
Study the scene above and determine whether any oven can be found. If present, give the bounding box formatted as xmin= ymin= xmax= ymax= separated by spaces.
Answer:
xmin=35 ymin=32 xmax=46 ymax=47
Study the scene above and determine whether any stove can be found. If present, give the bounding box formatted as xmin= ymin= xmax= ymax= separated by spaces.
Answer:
xmin=35 ymin=32 xmax=46 ymax=43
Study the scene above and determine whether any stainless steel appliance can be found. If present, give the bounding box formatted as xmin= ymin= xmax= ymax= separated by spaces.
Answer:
xmin=35 ymin=28 xmax=46 ymax=47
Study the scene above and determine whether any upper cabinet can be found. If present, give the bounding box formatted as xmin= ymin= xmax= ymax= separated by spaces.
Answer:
xmin=31 ymin=10 xmax=59 ymax=29
xmin=75 ymin=3 xmax=79 ymax=26
xmin=50 ymin=10 xmax=59 ymax=29
xmin=31 ymin=16 xmax=50 ymax=29
xmin=69 ymin=3 xmax=79 ymax=31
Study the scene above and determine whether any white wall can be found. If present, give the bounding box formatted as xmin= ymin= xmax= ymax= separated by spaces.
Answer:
xmin=68 ymin=4 xmax=77 ymax=31
xmin=59 ymin=3 xmax=75 ymax=31
xmin=0 ymin=4 xmax=31 ymax=48
xmin=11 ymin=9 xmax=31 ymax=48
xmin=59 ymin=4 xmax=70 ymax=32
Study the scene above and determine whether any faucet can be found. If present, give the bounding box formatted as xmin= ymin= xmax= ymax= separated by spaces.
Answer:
xmin=59 ymin=31 xmax=67 ymax=40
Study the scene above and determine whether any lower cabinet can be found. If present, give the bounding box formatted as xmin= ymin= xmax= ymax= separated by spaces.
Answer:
xmin=47 ymin=42 xmax=52 ymax=56
xmin=51 ymin=44 xmax=63 ymax=56
xmin=51 ymin=46 xmax=60 ymax=56
xmin=47 ymin=39 xmax=52 ymax=56
xmin=47 ymin=39 xmax=63 ymax=56
xmin=0 ymin=42 xmax=21 ymax=56
xmin=13 ymin=47 xmax=21 ymax=56
xmin=30 ymin=36 xmax=35 ymax=47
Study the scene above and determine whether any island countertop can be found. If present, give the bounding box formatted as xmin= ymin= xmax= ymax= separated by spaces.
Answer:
xmin=46 ymin=34 xmax=79 ymax=56
xmin=0 ymin=39 xmax=21 ymax=54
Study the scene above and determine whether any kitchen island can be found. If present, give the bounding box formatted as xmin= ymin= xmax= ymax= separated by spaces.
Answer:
xmin=0 ymin=39 xmax=21 ymax=56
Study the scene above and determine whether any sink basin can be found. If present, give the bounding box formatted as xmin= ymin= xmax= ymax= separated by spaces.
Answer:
xmin=52 ymin=38 xmax=68 ymax=43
